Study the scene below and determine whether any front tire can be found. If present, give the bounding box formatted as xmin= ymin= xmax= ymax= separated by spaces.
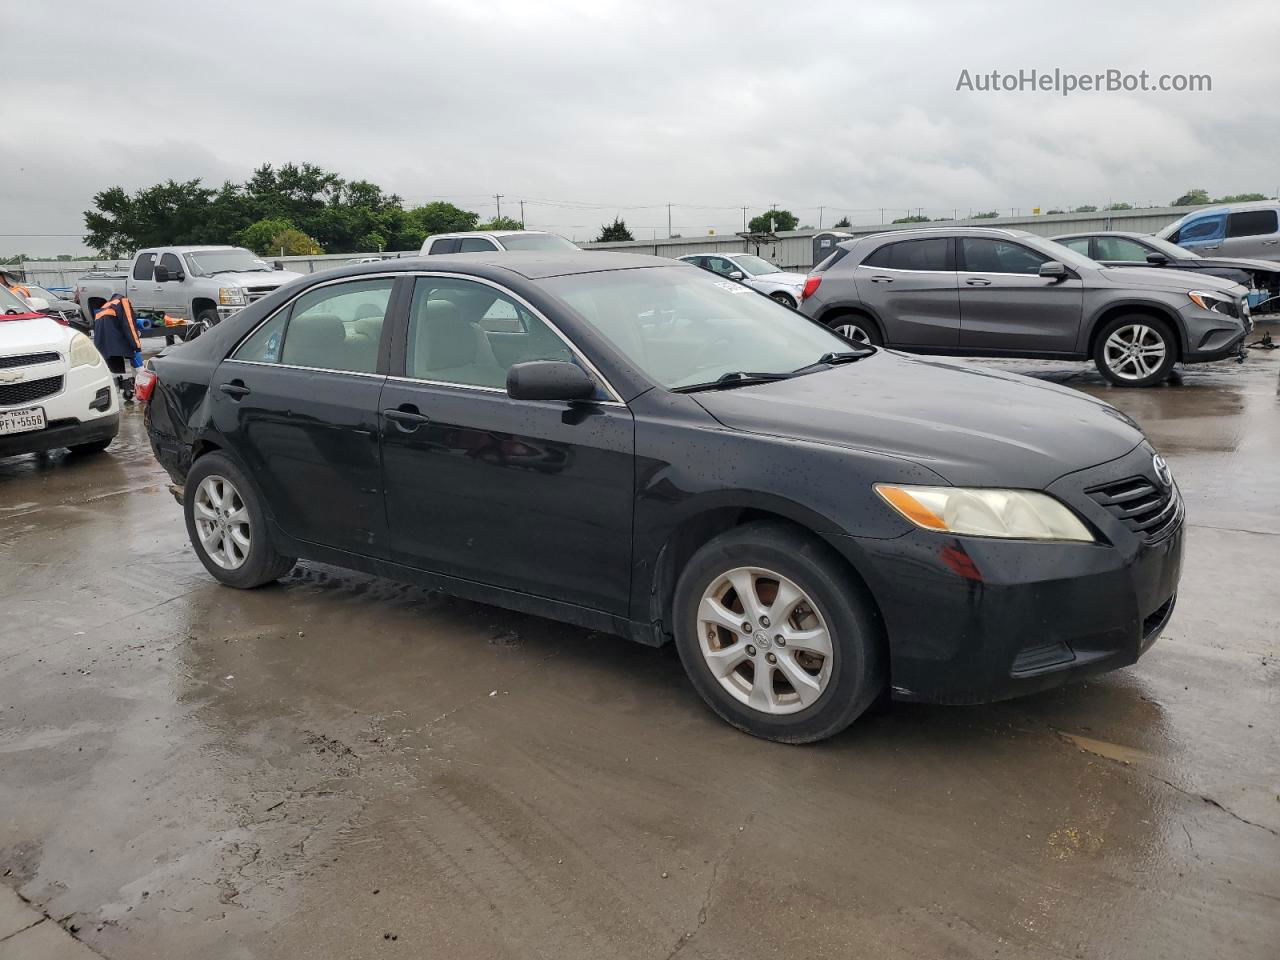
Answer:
xmin=184 ymin=452 xmax=296 ymax=588
xmin=672 ymin=522 xmax=885 ymax=743
xmin=1093 ymin=314 xmax=1177 ymax=387
xmin=769 ymin=291 xmax=797 ymax=309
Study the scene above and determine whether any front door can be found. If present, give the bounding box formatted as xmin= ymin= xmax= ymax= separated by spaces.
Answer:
xmin=210 ymin=275 xmax=398 ymax=557
xmin=957 ymin=237 xmax=1083 ymax=353
xmin=379 ymin=275 xmax=635 ymax=614
xmin=852 ymin=237 xmax=959 ymax=346
xmin=155 ymin=252 xmax=188 ymax=320
xmin=1171 ymin=212 xmax=1226 ymax=255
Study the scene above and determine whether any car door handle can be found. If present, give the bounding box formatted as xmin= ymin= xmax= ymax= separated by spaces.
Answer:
xmin=382 ymin=405 xmax=430 ymax=431
xmin=965 ymin=278 xmax=992 ymax=286
xmin=1263 ymin=239 xmax=1279 ymax=246
xmin=219 ymin=381 xmax=250 ymax=399
xmin=869 ymin=275 xmax=894 ymax=283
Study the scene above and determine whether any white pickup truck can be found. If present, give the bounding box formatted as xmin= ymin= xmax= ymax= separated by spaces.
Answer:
xmin=75 ymin=246 xmax=304 ymax=338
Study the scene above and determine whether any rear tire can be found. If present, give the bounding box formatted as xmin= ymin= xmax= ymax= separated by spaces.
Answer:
xmin=1093 ymin=314 xmax=1177 ymax=387
xmin=184 ymin=452 xmax=296 ymax=588
xmin=672 ymin=522 xmax=885 ymax=743
xmin=825 ymin=312 xmax=883 ymax=347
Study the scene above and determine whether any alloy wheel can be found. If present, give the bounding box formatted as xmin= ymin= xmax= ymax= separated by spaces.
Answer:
xmin=193 ymin=475 xmax=251 ymax=570
xmin=696 ymin=566 xmax=833 ymax=715
xmin=1103 ymin=323 xmax=1167 ymax=381
xmin=834 ymin=323 xmax=871 ymax=344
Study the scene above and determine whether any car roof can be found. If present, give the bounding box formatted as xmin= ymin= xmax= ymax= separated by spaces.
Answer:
xmin=429 ymin=230 xmax=560 ymax=240
xmin=857 ymin=226 xmax=1036 ymax=242
xmin=339 ymin=250 xmax=684 ymax=281
xmin=1052 ymin=231 xmax=1150 ymax=240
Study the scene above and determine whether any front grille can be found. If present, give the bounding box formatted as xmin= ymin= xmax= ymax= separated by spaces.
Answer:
xmin=1087 ymin=476 xmax=1182 ymax=542
xmin=0 ymin=375 xmax=63 ymax=407
xmin=0 ymin=351 xmax=59 ymax=370
xmin=245 ymin=286 xmax=276 ymax=303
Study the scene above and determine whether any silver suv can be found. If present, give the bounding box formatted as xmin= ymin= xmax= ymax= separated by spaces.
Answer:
xmin=419 ymin=230 xmax=578 ymax=255
xmin=799 ymin=227 xmax=1251 ymax=386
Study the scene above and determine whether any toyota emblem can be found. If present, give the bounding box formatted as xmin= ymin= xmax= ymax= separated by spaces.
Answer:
xmin=1152 ymin=454 xmax=1173 ymax=488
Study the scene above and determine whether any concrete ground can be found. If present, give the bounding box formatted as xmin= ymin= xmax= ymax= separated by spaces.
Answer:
xmin=1 ymin=335 xmax=1277 ymax=960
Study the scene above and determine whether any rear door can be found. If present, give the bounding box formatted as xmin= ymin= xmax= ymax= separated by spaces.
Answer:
xmin=127 ymin=252 xmax=160 ymax=309
xmin=1221 ymin=209 xmax=1280 ymax=259
xmin=211 ymin=275 xmax=400 ymax=558
xmin=957 ymin=237 xmax=1083 ymax=353
xmin=378 ymin=274 xmax=635 ymax=614
xmin=852 ymin=237 xmax=959 ymax=346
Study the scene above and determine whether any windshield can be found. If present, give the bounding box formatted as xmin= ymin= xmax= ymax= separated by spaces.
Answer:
xmin=499 ymin=233 xmax=579 ymax=252
xmin=730 ymin=254 xmax=782 ymax=276
xmin=1 ymin=286 xmax=33 ymax=313
xmin=540 ymin=267 xmax=854 ymax=389
xmin=1144 ymin=235 xmax=1200 ymax=260
xmin=185 ymin=249 xmax=274 ymax=276
xmin=25 ymin=285 xmax=56 ymax=300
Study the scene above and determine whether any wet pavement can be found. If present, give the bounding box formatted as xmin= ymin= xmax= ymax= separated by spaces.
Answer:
xmin=1 ymin=337 xmax=1277 ymax=959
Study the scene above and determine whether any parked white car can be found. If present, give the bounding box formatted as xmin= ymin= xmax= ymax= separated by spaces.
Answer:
xmin=0 ymin=286 xmax=118 ymax=459
xmin=677 ymin=253 xmax=808 ymax=307
xmin=420 ymin=230 xmax=579 ymax=255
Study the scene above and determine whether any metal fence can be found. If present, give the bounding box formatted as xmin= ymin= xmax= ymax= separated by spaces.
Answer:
xmin=9 ymin=205 xmax=1199 ymax=290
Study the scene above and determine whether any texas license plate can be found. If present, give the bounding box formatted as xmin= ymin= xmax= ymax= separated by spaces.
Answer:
xmin=0 ymin=406 xmax=46 ymax=436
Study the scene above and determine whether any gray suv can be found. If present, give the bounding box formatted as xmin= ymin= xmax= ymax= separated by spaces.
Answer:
xmin=799 ymin=228 xmax=1251 ymax=386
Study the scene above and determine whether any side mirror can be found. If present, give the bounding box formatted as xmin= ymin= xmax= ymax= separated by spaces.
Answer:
xmin=26 ymin=296 xmax=50 ymax=312
xmin=1039 ymin=261 xmax=1068 ymax=281
xmin=727 ymin=271 xmax=745 ymax=280
xmin=1145 ymin=252 xmax=1169 ymax=265
xmin=506 ymin=360 xmax=597 ymax=402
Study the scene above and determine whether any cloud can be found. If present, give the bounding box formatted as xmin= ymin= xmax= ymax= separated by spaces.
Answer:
xmin=5 ymin=0 xmax=1277 ymax=255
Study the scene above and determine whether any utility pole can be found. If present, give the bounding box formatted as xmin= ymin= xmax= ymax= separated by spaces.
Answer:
xmin=818 ymin=206 xmax=824 ymax=229
xmin=519 ymin=199 xmax=525 ymax=228
xmin=741 ymin=207 xmax=748 ymax=232
xmin=494 ymin=194 xmax=504 ymax=220
xmin=667 ymin=203 xmax=672 ymax=239
xmin=879 ymin=208 xmax=884 ymax=224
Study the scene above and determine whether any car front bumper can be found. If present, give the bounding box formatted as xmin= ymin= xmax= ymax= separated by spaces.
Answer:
xmin=0 ymin=412 xmax=119 ymax=457
xmin=832 ymin=442 xmax=1185 ymax=705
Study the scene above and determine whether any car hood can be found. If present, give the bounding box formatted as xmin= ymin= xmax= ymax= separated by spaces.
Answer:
xmin=751 ymin=271 xmax=807 ymax=286
xmin=1190 ymin=256 xmax=1280 ymax=274
xmin=692 ymin=351 xmax=1145 ymax=488
xmin=1095 ymin=266 xmax=1243 ymax=295
xmin=0 ymin=315 xmax=72 ymax=353
xmin=211 ymin=270 xmax=304 ymax=287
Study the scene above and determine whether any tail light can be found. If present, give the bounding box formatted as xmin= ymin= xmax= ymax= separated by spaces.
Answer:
xmin=134 ymin=365 xmax=158 ymax=404
xmin=801 ymin=275 xmax=822 ymax=301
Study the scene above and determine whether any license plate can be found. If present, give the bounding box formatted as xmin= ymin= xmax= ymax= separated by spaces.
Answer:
xmin=0 ymin=406 xmax=46 ymax=436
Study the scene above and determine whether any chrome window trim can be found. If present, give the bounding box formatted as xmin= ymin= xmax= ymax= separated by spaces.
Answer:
xmin=405 ymin=271 xmax=625 ymax=404
xmin=855 ymin=265 xmax=957 ymax=275
xmin=222 ymin=358 xmax=386 ymax=379
xmin=384 ymin=374 xmax=627 ymax=407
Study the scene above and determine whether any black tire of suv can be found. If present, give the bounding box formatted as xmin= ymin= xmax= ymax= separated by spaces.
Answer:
xmin=672 ymin=522 xmax=885 ymax=744
xmin=825 ymin=312 xmax=883 ymax=346
xmin=1093 ymin=313 xmax=1178 ymax=387
xmin=184 ymin=452 xmax=297 ymax=589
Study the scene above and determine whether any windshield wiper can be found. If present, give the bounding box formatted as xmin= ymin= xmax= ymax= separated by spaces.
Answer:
xmin=672 ymin=370 xmax=794 ymax=393
xmin=790 ymin=349 xmax=875 ymax=375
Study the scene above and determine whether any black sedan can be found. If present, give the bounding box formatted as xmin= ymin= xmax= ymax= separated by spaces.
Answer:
xmin=142 ymin=252 xmax=1184 ymax=743
xmin=1053 ymin=231 xmax=1280 ymax=313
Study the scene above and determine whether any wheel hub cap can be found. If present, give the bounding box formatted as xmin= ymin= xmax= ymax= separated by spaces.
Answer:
xmin=1103 ymin=324 xmax=1166 ymax=380
xmin=696 ymin=566 xmax=833 ymax=715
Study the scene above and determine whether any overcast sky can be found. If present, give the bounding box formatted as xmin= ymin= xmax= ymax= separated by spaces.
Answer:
xmin=5 ymin=0 xmax=1278 ymax=256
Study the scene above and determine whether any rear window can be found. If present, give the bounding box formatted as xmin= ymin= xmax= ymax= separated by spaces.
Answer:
xmin=498 ymin=233 xmax=579 ymax=252
xmin=812 ymin=248 xmax=849 ymax=273
xmin=1226 ymin=210 xmax=1278 ymax=238
xmin=428 ymin=238 xmax=460 ymax=255
xmin=863 ymin=238 xmax=950 ymax=271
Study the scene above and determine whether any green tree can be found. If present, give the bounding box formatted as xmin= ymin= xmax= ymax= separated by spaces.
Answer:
xmin=1073 ymin=204 xmax=1098 ymax=213
xmin=892 ymin=214 xmax=931 ymax=224
xmin=596 ymin=217 xmax=634 ymax=242
xmin=833 ymin=216 xmax=851 ymax=228
xmin=1105 ymin=202 xmax=1133 ymax=211
xmin=971 ymin=211 xmax=999 ymax=219
xmin=1172 ymin=189 xmax=1209 ymax=206
xmin=411 ymin=201 xmax=481 ymax=237
xmin=238 ymin=217 xmax=298 ymax=255
xmin=1213 ymin=192 xmax=1267 ymax=203
xmin=1046 ymin=209 xmax=1066 ymax=215
xmin=83 ymin=179 xmax=215 ymax=255
xmin=272 ymin=227 xmax=322 ymax=256
xmin=747 ymin=209 xmax=798 ymax=232
xmin=477 ymin=215 xmax=523 ymax=231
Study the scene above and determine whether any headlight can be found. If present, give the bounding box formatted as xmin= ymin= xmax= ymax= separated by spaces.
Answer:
xmin=875 ymin=484 xmax=1095 ymax=542
xmin=218 ymin=286 xmax=247 ymax=306
xmin=68 ymin=332 xmax=102 ymax=369
xmin=1187 ymin=290 xmax=1234 ymax=314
